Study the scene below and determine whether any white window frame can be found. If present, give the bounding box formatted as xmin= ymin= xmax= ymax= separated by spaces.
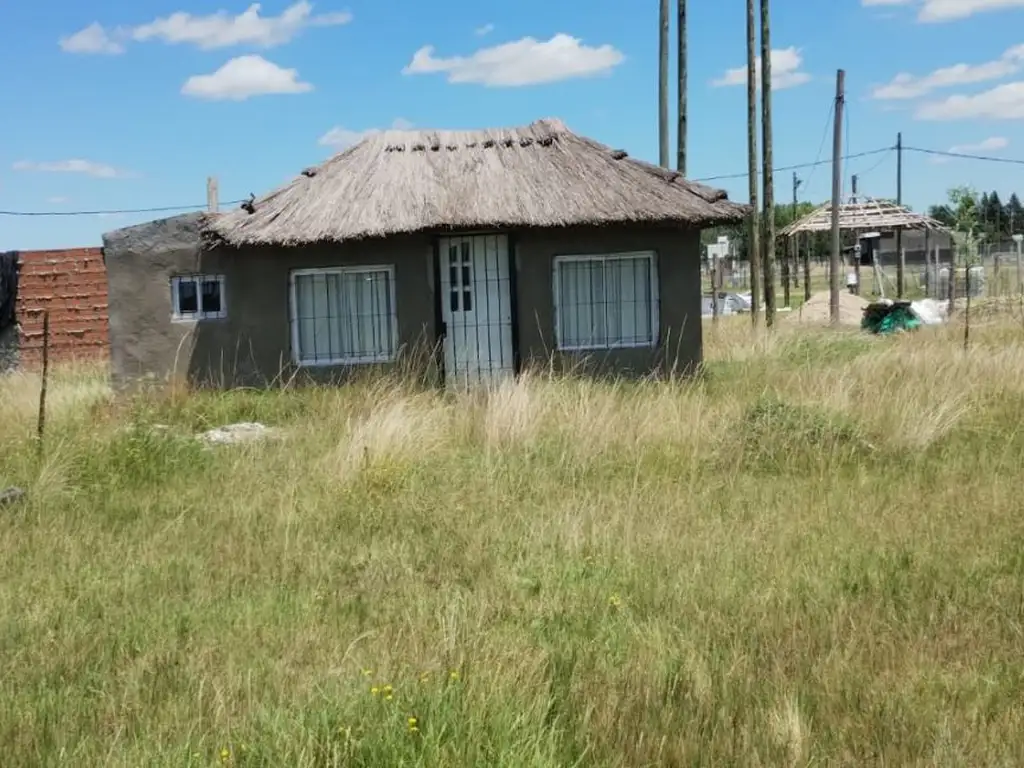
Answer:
xmin=171 ymin=274 xmax=227 ymax=321
xmin=288 ymin=265 xmax=399 ymax=367
xmin=552 ymin=251 xmax=660 ymax=351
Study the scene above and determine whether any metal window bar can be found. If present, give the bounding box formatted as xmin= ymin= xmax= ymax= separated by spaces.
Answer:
xmin=558 ymin=255 xmax=655 ymax=349
xmin=293 ymin=269 xmax=395 ymax=365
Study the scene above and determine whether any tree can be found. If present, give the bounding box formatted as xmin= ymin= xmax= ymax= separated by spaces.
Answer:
xmin=1007 ymin=193 xmax=1023 ymax=235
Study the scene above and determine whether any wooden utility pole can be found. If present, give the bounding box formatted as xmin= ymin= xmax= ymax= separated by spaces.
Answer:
xmin=760 ymin=0 xmax=776 ymax=327
xmin=851 ymin=175 xmax=861 ymax=292
xmin=676 ymin=0 xmax=687 ymax=175
xmin=803 ymin=230 xmax=811 ymax=302
xmin=659 ymin=0 xmax=670 ymax=168
xmin=36 ymin=311 xmax=50 ymax=459
xmin=830 ymin=69 xmax=846 ymax=325
xmin=787 ymin=171 xmax=801 ymax=306
xmin=206 ymin=176 xmax=219 ymax=213
xmin=746 ymin=0 xmax=761 ymax=325
xmin=895 ymin=132 xmax=905 ymax=298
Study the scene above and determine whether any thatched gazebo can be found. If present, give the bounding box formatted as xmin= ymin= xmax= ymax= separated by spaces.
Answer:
xmin=779 ymin=195 xmax=950 ymax=297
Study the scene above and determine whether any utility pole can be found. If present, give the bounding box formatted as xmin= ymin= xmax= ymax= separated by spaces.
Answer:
xmin=206 ymin=176 xmax=219 ymax=213
xmin=746 ymin=0 xmax=761 ymax=326
xmin=658 ymin=0 xmax=670 ymax=168
xmin=786 ymin=172 xmax=801 ymax=305
xmin=677 ymin=0 xmax=687 ymax=175
xmin=830 ymin=69 xmax=845 ymax=325
xmin=895 ymin=132 xmax=905 ymax=298
xmin=760 ymin=0 xmax=776 ymax=328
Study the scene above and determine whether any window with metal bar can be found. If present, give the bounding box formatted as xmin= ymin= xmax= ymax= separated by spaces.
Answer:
xmin=171 ymin=275 xmax=226 ymax=321
xmin=553 ymin=252 xmax=658 ymax=350
xmin=290 ymin=266 xmax=397 ymax=365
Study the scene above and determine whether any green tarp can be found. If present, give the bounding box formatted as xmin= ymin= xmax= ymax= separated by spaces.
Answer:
xmin=861 ymin=301 xmax=922 ymax=335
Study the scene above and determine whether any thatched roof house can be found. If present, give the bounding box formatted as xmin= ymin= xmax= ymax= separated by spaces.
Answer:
xmin=208 ymin=118 xmax=746 ymax=246
xmin=105 ymin=118 xmax=748 ymax=389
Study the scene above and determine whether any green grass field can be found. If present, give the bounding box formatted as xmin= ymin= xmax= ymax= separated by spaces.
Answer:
xmin=2 ymin=315 xmax=1024 ymax=766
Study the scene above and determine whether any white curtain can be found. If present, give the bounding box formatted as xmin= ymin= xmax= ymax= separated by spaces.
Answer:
xmin=558 ymin=256 xmax=652 ymax=348
xmin=294 ymin=270 xmax=393 ymax=363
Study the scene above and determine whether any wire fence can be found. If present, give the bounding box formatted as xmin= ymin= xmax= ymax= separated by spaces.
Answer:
xmin=702 ymin=245 xmax=1024 ymax=320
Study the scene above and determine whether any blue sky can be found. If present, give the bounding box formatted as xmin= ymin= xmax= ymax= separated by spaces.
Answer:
xmin=3 ymin=0 xmax=1024 ymax=249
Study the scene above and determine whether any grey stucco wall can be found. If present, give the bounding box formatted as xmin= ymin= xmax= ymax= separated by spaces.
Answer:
xmin=103 ymin=214 xmax=437 ymax=389
xmin=514 ymin=226 xmax=703 ymax=376
xmin=104 ymin=216 xmax=704 ymax=388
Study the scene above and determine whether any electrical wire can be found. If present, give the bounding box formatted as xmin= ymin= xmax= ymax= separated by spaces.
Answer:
xmin=0 ymin=200 xmax=245 ymax=217
xmin=904 ymin=146 xmax=1024 ymax=166
xmin=849 ymin=147 xmax=894 ymax=184
xmin=800 ymin=99 xmax=835 ymax=192
xmin=694 ymin=147 xmax=893 ymax=182
xmin=6 ymin=142 xmax=1024 ymax=217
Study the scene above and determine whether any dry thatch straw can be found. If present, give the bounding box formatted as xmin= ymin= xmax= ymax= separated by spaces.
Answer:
xmin=780 ymin=195 xmax=950 ymax=237
xmin=207 ymin=118 xmax=749 ymax=247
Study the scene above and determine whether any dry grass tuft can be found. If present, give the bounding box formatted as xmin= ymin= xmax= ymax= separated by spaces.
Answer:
xmin=2 ymin=316 xmax=1024 ymax=766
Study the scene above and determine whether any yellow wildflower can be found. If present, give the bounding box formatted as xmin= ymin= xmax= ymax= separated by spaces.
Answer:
xmin=608 ymin=593 xmax=621 ymax=608
xmin=408 ymin=717 xmax=418 ymax=727
xmin=449 ymin=670 xmax=460 ymax=681
xmin=219 ymin=747 xmax=230 ymax=762
xmin=370 ymin=686 xmax=380 ymax=696
xmin=382 ymin=684 xmax=394 ymax=701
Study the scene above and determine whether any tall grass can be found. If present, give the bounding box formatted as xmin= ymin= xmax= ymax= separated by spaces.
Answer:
xmin=2 ymin=318 xmax=1024 ymax=766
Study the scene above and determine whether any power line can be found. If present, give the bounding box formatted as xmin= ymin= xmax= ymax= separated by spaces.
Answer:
xmin=800 ymin=99 xmax=836 ymax=193
xmin=6 ymin=142 xmax=1024 ymax=218
xmin=849 ymin=147 xmax=893 ymax=182
xmin=904 ymin=145 xmax=1024 ymax=166
xmin=695 ymin=146 xmax=893 ymax=182
xmin=0 ymin=200 xmax=245 ymax=218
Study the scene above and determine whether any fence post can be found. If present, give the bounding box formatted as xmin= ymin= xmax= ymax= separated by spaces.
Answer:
xmin=36 ymin=310 xmax=50 ymax=458
xmin=964 ymin=265 xmax=971 ymax=352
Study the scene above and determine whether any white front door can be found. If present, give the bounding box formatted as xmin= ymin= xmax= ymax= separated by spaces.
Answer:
xmin=438 ymin=234 xmax=515 ymax=385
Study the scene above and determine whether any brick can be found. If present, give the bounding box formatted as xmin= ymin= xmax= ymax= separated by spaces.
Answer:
xmin=15 ymin=247 xmax=109 ymax=365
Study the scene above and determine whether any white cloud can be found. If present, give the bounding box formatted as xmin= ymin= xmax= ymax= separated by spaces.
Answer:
xmin=930 ymin=136 xmax=1009 ymax=163
xmin=182 ymin=55 xmax=312 ymax=100
xmin=871 ymin=44 xmax=1024 ymax=99
xmin=12 ymin=159 xmax=130 ymax=178
xmin=59 ymin=22 xmax=125 ymax=54
xmin=711 ymin=47 xmax=811 ymax=90
xmin=60 ymin=2 xmax=350 ymax=54
xmin=475 ymin=23 xmax=494 ymax=36
xmin=862 ymin=0 xmax=1024 ymax=22
xmin=318 ymin=118 xmax=414 ymax=149
xmin=916 ymin=81 xmax=1024 ymax=119
xmin=403 ymin=34 xmax=624 ymax=86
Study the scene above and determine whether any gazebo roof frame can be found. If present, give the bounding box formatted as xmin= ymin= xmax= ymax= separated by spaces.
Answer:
xmin=780 ymin=194 xmax=950 ymax=238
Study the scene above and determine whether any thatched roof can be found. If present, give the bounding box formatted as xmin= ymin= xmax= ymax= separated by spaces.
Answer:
xmin=780 ymin=196 xmax=950 ymax=237
xmin=206 ymin=118 xmax=748 ymax=246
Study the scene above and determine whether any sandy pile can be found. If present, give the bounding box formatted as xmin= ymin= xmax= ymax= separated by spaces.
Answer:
xmin=789 ymin=291 xmax=869 ymax=326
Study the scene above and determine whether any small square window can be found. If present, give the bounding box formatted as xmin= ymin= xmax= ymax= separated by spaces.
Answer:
xmin=171 ymin=275 xmax=226 ymax=320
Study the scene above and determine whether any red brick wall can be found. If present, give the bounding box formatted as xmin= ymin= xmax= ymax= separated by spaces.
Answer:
xmin=16 ymin=248 xmax=109 ymax=365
